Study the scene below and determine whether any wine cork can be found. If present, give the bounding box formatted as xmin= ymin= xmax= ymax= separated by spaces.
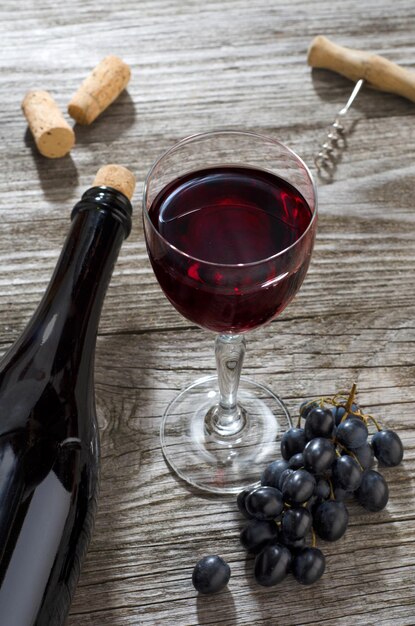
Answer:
xmin=22 ymin=91 xmax=75 ymax=158
xmin=68 ymin=56 xmax=131 ymax=125
xmin=93 ymin=164 xmax=136 ymax=200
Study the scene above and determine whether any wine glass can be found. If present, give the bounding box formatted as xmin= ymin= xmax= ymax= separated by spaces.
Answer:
xmin=143 ymin=130 xmax=317 ymax=494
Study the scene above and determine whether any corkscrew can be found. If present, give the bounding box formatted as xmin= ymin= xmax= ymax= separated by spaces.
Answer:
xmin=308 ymin=36 xmax=415 ymax=179
xmin=314 ymin=78 xmax=364 ymax=172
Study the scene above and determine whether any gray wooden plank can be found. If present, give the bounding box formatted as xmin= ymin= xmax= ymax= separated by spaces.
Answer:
xmin=0 ymin=0 xmax=414 ymax=624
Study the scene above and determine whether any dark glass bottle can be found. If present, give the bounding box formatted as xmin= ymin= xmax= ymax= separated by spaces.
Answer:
xmin=0 ymin=185 xmax=132 ymax=625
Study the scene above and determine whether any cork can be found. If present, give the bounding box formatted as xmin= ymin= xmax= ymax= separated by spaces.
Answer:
xmin=22 ymin=90 xmax=75 ymax=158
xmin=93 ymin=164 xmax=136 ymax=200
xmin=68 ymin=56 xmax=131 ymax=125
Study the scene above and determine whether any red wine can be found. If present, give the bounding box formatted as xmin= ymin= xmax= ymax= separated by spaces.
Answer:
xmin=0 ymin=185 xmax=132 ymax=625
xmin=146 ymin=166 xmax=315 ymax=333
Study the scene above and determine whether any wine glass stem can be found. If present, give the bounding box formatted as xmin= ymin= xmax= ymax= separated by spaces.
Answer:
xmin=207 ymin=333 xmax=246 ymax=436
xmin=216 ymin=333 xmax=245 ymax=408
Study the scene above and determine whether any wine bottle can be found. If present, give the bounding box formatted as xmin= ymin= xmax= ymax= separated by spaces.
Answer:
xmin=0 ymin=165 xmax=135 ymax=625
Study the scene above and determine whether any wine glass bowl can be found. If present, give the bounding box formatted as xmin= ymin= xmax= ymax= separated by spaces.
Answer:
xmin=143 ymin=131 xmax=317 ymax=493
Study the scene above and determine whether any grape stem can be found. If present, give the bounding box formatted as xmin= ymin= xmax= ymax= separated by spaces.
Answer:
xmin=346 ymin=382 xmax=357 ymax=410
xmin=336 ymin=442 xmax=364 ymax=471
xmin=363 ymin=413 xmax=383 ymax=432
xmin=328 ymin=477 xmax=335 ymax=500
xmin=311 ymin=528 xmax=317 ymax=548
xmin=340 ymin=382 xmax=357 ymax=423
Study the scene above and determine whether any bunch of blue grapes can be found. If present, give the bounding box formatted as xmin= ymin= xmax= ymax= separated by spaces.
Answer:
xmin=236 ymin=384 xmax=404 ymax=588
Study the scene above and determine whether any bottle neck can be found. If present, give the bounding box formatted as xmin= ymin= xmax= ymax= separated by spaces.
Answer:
xmin=0 ymin=187 xmax=132 ymax=438
xmin=25 ymin=186 xmax=131 ymax=376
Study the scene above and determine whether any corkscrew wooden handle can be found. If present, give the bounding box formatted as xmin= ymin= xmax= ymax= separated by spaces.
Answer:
xmin=308 ymin=35 xmax=415 ymax=103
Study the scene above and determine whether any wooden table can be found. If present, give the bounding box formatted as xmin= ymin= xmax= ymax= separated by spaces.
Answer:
xmin=1 ymin=0 xmax=415 ymax=624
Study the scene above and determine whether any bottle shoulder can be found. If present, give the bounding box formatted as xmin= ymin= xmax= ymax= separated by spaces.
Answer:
xmin=0 ymin=355 xmax=97 ymax=441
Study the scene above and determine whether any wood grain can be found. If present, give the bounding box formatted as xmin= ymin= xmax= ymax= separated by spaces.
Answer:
xmin=0 ymin=0 xmax=415 ymax=624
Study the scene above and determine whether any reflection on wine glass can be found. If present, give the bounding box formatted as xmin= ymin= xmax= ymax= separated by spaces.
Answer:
xmin=143 ymin=131 xmax=317 ymax=494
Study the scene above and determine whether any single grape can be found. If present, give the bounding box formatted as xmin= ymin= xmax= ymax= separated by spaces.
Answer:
xmin=313 ymin=500 xmax=349 ymax=541
xmin=355 ymin=469 xmax=389 ymax=512
xmin=303 ymin=438 xmax=336 ymax=474
xmin=304 ymin=407 xmax=334 ymax=440
xmin=278 ymin=468 xmax=294 ymax=491
xmin=240 ymin=519 xmax=278 ymax=554
xmin=314 ymin=478 xmax=331 ymax=500
xmin=288 ymin=452 xmax=305 ymax=470
xmin=282 ymin=469 xmax=316 ymax=504
xmin=372 ymin=430 xmax=404 ymax=467
xmin=245 ymin=486 xmax=284 ymax=520
xmin=261 ymin=459 xmax=289 ymax=488
xmin=332 ymin=402 xmax=360 ymax=426
xmin=348 ymin=442 xmax=374 ymax=470
xmin=300 ymin=400 xmax=318 ymax=419
xmin=192 ymin=555 xmax=231 ymax=594
xmin=281 ymin=428 xmax=307 ymax=460
xmin=292 ymin=547 xmax=325 ymax=585
xmin=336 ymin=417 xmax=368 ymax=450
xmin=236 ymin=488 xmax=254 ymax=519
xmin=332 ymin=455 xmax=363 ymax=491
xmin=254 ymin=543 xmax=291 ymax=587
xmin=282 ymin=507 xmax=312 ymax=540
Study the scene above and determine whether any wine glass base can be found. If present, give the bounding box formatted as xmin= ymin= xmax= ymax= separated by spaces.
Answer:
xmin=160 ymin=375 xmax=292 ymax=494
